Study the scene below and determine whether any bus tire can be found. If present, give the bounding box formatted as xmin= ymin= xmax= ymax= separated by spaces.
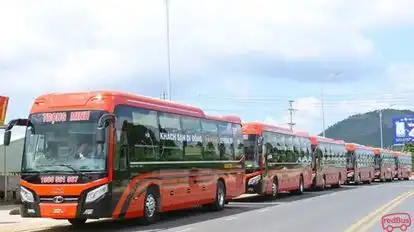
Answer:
xmin=210 ymin=180 xmax=226 ymax=211
xmin=292 ymin=175 xmax=304 ymax=195
xmin=68 ymin=218 xmax=87 ymax=227
xmin=271 ymin=177 xmax=278 ymax=197
xmin=333 ymin=174 xmax=341 ymax=188
xmin=320 ymin=175 xmax=326 ymax=190
xmin=141 ymin=186 xmax=160 ymax=225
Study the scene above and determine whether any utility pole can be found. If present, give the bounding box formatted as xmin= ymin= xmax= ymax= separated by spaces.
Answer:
xmin=165 ymin=0 xmax=172 ymax=101
xmin=160 ymin=91 xmax=167 ymax=100
xmin=288 ymin=100 xmax=297 ymax=131
xmin=379 ymin=109 xmax=384 ymax=149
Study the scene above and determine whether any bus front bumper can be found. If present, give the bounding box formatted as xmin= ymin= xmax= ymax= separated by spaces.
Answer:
xmin=246 ymin=175 xmax=262 ymax=194
xmin=20 ymin=184 xmax=112 ymax=219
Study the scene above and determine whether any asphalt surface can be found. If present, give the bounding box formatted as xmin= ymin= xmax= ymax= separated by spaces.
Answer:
xmin=3 ymin=180 xmax=414 ymax=232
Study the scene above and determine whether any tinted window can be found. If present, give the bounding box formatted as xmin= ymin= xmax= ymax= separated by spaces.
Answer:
xmin=217 ymin=122 xmax=234 ymax=160
xmin=233 ymin=124 xmax=244 ymax=160
xmin=159 ymin=112 xmax=183 ymax=161
xmin=115 ymin=106 xmax=160 ymax=165
xmin=201 ymin=120 xmax=219 ymax=160
xmin=181 ymin=117 xmax=203 ymax=161
xmin=181 ymin=117 xmax=202 ymax=133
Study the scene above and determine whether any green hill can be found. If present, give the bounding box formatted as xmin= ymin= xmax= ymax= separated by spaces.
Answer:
xmin=320 ymin=109 xmax=414 ymax=148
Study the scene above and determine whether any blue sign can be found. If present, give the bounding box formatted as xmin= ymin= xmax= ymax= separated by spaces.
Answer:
xmin=392 ymin=115 xmax=414 ymax=145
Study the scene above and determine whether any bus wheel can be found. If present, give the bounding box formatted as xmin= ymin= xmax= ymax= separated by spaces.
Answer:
xmin=271 ymin=178 xmax=278 ymax=197
xmin=142 ymin=187 xmax=160 ymax=225
xmin=210 ymin=181 xmax=226 ymax=211
xmin=68 ymin=218 xmax=86 ymax=226
xmin=333 ymin=174 xmax=341 ymax=188
xmin=292 ymin=176 xmax=304 ymax=195
xmin=320 ymin=176 xmax=326 ymax=190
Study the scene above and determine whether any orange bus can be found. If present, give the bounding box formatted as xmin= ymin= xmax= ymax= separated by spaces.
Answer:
xmin=3 ymin=91 xmax=246 ymax=225
xmin=310 ymin=136 xmax=346 ymax=189
xmin=345 ymin=143 xmax=375 ymax=184
xmin=393 ymin=152 xmax=412 ymax=180
xmin=373 ymin=148 xmax=394 ymax=182
xmin=243 ymin=122 xmax=312 ymax=196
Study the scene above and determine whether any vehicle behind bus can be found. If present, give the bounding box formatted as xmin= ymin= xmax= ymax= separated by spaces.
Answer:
xmin=309 ymin=136 xmax=346 ymax=189
xmin=394 ymin=152 xmax=412 ymax=180
xmin=3 ymin=91 xmax=246 ymax=226
xmin=242 ymin=123 xmax=312 ymax=197
xmin=373 ymin=148 xmax=394 ymax=182
xmin=345 ymin=143 xmax=374 ymax=184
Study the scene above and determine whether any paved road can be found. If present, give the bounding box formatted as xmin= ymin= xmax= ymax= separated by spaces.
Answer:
xmin=3 ymin=180 xmax=413 ymax=232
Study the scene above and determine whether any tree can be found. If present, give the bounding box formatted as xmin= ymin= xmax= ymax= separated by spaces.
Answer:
xmin=402 ymin=144 xmax=414 ymax=171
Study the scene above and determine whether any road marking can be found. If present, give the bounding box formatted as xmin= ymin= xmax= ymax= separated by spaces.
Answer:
xmin=174 ymin=227 xmax=194 ymax=232
xmin=258 ymin=208 xmax=269 ymax=213
xmin=224 ymin=216 xmax=238 ymax=221
xmin=344 ymin=190 xmax=414 ymax=232
xmin=229 ymin=202 xmax=281 ymax=206
xmin=357 ymin=191 xmax=414 ymax=232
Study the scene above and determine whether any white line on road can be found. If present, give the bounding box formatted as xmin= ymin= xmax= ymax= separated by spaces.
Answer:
xmin=174 ymin=227 xmax=194 ymax=232
xmin=229 ymin=202 xmax=282 ymax=206
xmin=224 ymin=216 xmax=239 ymax=221
xmin=258 ymin=208 xmax=269 ymax=213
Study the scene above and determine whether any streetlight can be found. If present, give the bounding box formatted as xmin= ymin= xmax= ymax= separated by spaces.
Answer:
xmin=321 ymin=71 xmax=342 ymax=137
xmin=379 ymin=104 xmax=395 ymax=149
xmin=165 ymin=0 xmax=172 ymax=101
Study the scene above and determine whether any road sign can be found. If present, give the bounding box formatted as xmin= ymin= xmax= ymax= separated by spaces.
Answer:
xmin=0 ymin=96 xmax=9 ymax=126
xmin=392 ymin=115 xmax=414 ymax=145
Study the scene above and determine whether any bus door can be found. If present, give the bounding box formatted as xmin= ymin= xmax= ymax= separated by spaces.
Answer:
xmin=112 ymin=125 xmax=131 ymax=214
xmin=394 ymin=157 xmax=400 ymax=177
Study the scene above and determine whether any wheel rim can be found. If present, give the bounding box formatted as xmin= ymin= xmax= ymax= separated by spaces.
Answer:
xmin=300 ymin=180 xmax=304 ymax=192
xmin=145 ymin=194 xmax=156 ymax=218
xmin=218 ymin=187 xmax=225 ymax=206
xmin=272 ymin=182 xmax=277 ymax=196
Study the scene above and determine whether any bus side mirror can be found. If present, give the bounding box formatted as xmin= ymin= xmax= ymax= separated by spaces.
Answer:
xmin=3 ymin=130 xmax=11 ymax=146
xmin=96 ymin=127 xmax=106 ymax=144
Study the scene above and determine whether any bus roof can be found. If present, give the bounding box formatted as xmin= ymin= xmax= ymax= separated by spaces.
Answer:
xmin=372 ymin=147 xmax=381 ymax=155
xmin=205 ymin=114 xmax=241 ymax=124
xmin=31 ymin=91 xmax=243 ymax=124
xmin=295 ymin=131 xmax=309 ymax=138
xmin=345 ymin=143 xmax=367 ymax=151
xmin=242 ymin=122 xmax=294 ymax=136
xmin=309 ymin=136 xmax=343 ymax=145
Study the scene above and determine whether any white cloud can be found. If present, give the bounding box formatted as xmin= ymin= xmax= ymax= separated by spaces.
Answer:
xmin=2 ymin=0 xmax=414 ymax=95
xmin=2 ymin=0 xmax=414 ymax=134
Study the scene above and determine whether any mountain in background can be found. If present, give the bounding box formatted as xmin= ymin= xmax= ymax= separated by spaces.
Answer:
xmin=320 ymin=109 xmax=414 ymax=148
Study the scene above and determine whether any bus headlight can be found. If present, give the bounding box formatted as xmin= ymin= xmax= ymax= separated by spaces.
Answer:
xmin=85 ymin=184 xmax=108 ymax=203
xmin=20 ymin=186 xmax=34 ymax=203
xmin=248 ymin=175 xmax=261 ymax=185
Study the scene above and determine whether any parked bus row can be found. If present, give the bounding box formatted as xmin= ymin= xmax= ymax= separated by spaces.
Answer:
xmin=2 ymin=91 xmax=412 ymax=226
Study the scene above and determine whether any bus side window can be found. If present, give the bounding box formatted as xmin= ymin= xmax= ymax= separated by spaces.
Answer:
xmin=232 ymin=124 xmax=244 ymax=160
xmin=218 ymin=122 xmax=234 ymax=160
xmin=181 ymin=116 xmax=202 ymax=161
xmin=159 ymin=112 xmax=183 ymax=161
xmin=114 ymin=106 xmax=132 ymax=171
xmin=201 ymin=120 xmax=219 ymax=160
xmin=130 ymin=108 xmax=160 ymax=162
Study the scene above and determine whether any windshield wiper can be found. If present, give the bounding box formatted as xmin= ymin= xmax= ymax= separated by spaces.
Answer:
xmin=38 ymin=164 xmax=79 ymax=174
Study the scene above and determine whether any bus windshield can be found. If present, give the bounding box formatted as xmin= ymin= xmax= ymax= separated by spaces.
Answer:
xmin=243 ymin=134 xmax=257 ymax=161
xmin=374 ymin=155 xmax=382 ymax=169
xmin=346 ymin=151 xmax=355 ymax=169
xmin=21 ymin=110 xmax=108 ymax=173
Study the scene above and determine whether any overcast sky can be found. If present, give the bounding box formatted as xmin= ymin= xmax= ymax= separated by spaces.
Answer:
xmin=2 ymin=0 xmax=414 ymax=142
